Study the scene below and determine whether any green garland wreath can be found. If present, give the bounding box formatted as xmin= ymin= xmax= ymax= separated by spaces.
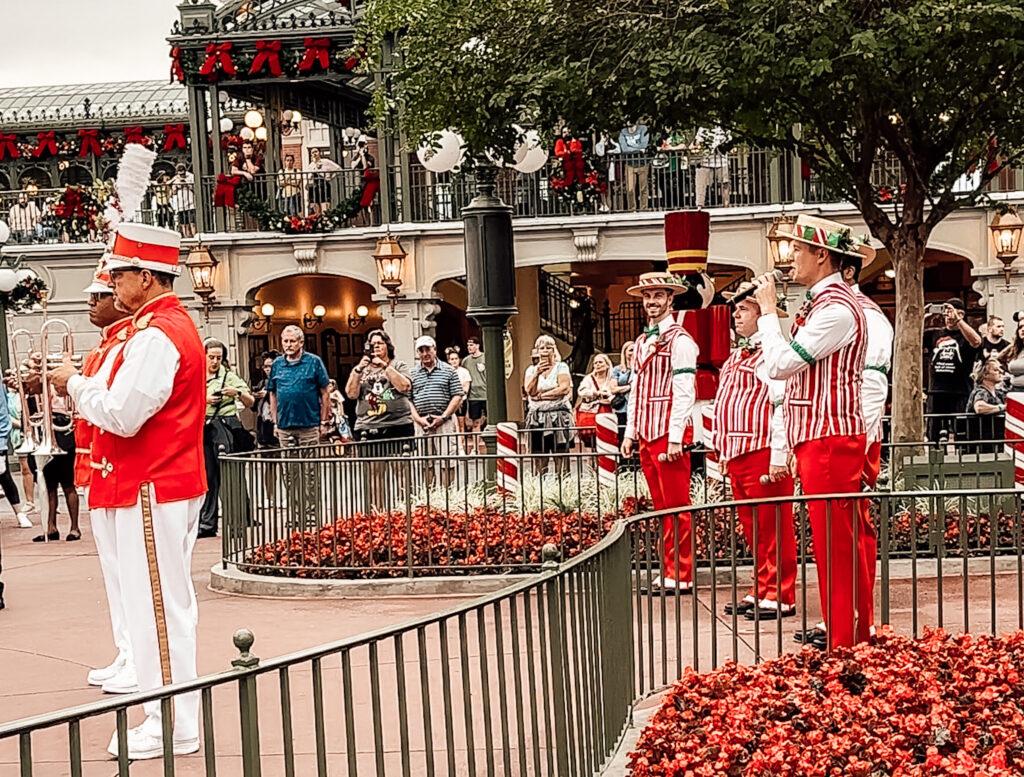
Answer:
xmin=236 ymin=187 xmax=362 ymax=234
xmin=2 ymin=277 xmax=49 ymax=313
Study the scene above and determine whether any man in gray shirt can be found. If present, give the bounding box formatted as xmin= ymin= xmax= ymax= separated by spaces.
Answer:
xmin=618 ymin=122 xmax=650 ymax=210
xmin=461 ymin=336 xmax=487 ymax=454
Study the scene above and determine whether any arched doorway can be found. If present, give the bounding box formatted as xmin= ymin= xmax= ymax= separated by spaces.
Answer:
xmin=59 ymin=165 xmax=94 ymax=187
xmin=247 ymin=274 xmax=382 ymax=389
xmin=19 ymin=167 xmax=51 ymax=189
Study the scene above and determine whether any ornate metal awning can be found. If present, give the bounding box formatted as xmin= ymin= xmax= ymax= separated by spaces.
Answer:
xmin=0 ymin=81 xmax=189 ymax=132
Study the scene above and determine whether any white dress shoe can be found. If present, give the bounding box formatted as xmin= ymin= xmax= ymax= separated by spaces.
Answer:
xmin=87 ymin=653 xmax=127 ymax=686
xmin=650 ymin=575 xmax=693 ymax=593
xmin=101 ymin=664 xmax=140 ymax=694
xmin=16 ymin=512 xmax=33 ymax=528
xmin=107 ymin=725 xmax=200 ymax=760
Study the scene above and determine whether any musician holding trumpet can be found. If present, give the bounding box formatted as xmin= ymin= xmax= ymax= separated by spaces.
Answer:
xmin=49 ymin=223 xmax=207 ymax=760
xmin=710 ymin=281 xmax=797 ymax=620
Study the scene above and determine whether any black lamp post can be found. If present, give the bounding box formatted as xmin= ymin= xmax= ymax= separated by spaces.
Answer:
xmin=463 ymin=162 xmax=517 ymax=436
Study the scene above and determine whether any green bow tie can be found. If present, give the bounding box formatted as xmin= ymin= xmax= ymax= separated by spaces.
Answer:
xmin=735 ymin=335 xmax=753 ymax=350
xmin=805 ymin=290 xmax=814 ymax=301
xmin=644 ymin=325 xmax=660 ymax=340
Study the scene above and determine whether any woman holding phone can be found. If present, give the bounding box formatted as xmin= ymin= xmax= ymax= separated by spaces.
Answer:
xmin=523 ymin=335 xmax=574 ymax=472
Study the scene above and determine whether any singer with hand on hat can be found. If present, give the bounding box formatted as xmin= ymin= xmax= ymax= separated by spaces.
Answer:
xmin=622 ymin=212 xmax=708 ymax=594
xmin=751 ymin=215 xmax=871 ymax=649
xmin=49 ymin=222 xmax=207 ymax=760
xmin=710 ymin=280 xmax=797 ymax=620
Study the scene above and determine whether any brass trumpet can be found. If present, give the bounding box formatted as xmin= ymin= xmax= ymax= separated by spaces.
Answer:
xmin=8 ymin=317 xmax=82 ymax=456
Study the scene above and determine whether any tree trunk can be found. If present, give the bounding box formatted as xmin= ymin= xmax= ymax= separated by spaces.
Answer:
xmin=890 ymin=231 xmax=927 ymax=443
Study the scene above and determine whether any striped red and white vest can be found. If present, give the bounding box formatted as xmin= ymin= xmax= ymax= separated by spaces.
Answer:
xmin=633 ymin=324 xmax=694 ymax=443
xmin=713 ymin=348 xmax=774 ymax=462
xmin=784 ymin=284 xmax=867 ymax=448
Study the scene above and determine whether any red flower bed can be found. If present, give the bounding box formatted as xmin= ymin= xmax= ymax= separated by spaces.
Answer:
xmin=242 ymin=497 xmax=649 ymax=578
xmin=630 ymin=627 xmax=1024 ymax=776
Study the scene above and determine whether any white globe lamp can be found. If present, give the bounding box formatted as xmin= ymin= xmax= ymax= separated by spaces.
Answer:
xmin=0 ymin=269 xmax=19 ymax=293
xmin=219 ymin=117 xmax=234 ymax=133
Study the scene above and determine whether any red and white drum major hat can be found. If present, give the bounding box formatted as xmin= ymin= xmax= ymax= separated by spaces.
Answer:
xmin=104 ymin=223 xmax=182 ymax=276
xmin=82 ymin=256 xmax=113 ymax=294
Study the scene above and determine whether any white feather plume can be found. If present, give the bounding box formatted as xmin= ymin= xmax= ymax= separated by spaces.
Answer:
xmin=113 ymin=143 xmax=157 ymax=227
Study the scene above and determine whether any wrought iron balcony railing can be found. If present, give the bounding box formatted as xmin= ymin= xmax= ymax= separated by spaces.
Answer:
xmin=3 ymin=148 xmax=1022 ymax=244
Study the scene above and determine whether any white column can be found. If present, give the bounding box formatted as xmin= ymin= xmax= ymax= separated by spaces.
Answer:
xmin=374 ymin=295 xmax=442 ymax=364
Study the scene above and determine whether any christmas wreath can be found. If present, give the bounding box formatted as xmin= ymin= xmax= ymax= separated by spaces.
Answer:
xmin=50 ymin=186 xmax=109 ymax=242
xmin=1 ymin=276 xmax=49 ymax=313
xmin=549 ymin=150 xmax=606 ymax=205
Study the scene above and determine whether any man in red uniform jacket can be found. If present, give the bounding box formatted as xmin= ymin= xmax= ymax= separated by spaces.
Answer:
xmin=51 ymin=223 xmax=206 ymax=760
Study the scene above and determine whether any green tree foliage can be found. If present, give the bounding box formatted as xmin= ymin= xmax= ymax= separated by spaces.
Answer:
xmin=360 ymin=0 xmax=1024 ymax=441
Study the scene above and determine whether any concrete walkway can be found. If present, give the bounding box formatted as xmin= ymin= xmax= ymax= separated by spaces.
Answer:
xmin=3 ymin=508 xmax=1023 ymax=776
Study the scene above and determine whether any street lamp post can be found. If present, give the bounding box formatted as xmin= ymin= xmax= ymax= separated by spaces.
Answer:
xmin=463 ymin=162 xmax=518 ymax=439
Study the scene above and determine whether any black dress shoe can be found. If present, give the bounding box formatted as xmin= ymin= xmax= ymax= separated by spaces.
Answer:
xmin=745 ymin=604 xmax=797 ymax=621
xmin=197 ymin=528 xmax=217 ymax=539
xmin=724 ymin=599 xmax=756 ymax=616
xmin=793 ymin=627 xmax=828 ymax=648
xmin=0 ymin=581 xmax=5 ymax=610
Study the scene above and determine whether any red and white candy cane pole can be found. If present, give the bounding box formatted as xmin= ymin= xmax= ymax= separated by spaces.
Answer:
xmin=496 ymin=421 xmax=520 ymax=495
xmin=595 ymin=412 xmax=619 ymax=489
xmin=1006 ymin=393 xmax=1024 ymax=488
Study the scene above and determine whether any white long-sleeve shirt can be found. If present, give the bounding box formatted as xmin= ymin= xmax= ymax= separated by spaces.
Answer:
xmin=757 ymin=272 xmax=858 ymax=380
xmin=625 ymin=315 xmax=698 ymax=445
xmin=852 ymin=284 xmax=894 ymax=444
xmin=68 ymin=327 xmax=180 ymax=438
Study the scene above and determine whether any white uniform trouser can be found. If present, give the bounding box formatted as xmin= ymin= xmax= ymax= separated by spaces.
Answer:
xmin=87 ymin=488 xmax=133 ymax=663
xmin=94 ymin=487 xmax=202 ymax=740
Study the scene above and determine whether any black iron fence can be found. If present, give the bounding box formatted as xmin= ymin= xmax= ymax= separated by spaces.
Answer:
xmin=4 ymin=486 xmax=1024 ymax=775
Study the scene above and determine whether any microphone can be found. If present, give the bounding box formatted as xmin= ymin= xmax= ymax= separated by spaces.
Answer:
xmin=729 ymin=269 xmax=786 ymax=306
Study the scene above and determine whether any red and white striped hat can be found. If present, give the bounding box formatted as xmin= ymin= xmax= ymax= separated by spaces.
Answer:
xmin=105 ymin=223 xmax=182 ymax=276
xmin=788 ymin=214 xmax=872 ymax=259
xmin=82 ymin=256 xmax=113 ymax=294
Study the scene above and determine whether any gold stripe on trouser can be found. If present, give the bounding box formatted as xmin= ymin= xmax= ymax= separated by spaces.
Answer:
xmin=140 ymin=482 xmax=173 ymax=688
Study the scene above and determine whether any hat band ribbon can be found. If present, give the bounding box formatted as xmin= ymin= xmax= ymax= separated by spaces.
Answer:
xmin=666 ymin=249 xmax=708 ymax=260
xmin=112 ymin=234 xmax=179 ymax=267
xmin=802 ymin=225 xmax=842 ymax=248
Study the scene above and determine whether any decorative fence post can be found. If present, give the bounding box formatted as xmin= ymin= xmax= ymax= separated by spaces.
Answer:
xmin=496 ymin=421 xmax=520 ymax=496
xmin=232 ymin=629 xmax=262 ymax=777
xmin=595 ymin=412 xmax=619 ymax=489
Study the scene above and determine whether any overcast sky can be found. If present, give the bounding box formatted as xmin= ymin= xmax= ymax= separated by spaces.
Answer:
xmin=0 ymin=0 xmax=183 ymax=88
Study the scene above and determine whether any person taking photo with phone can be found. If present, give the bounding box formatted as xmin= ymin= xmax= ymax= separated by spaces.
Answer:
xmin=345 ymin=329 xmax=413 ymax=451
xmin=925 ymin=298 xmax=981 ymax=442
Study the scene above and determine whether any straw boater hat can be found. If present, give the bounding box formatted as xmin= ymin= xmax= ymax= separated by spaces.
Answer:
xmin=104 ymin=223 xmax=182 ymax=276
xmin=626 ymin=271 xmax=690 ymax=297
xmin=787 ymin=214 xmax=875 ymax=261
xmin=82 ymin=256 xmax=113 ymax=294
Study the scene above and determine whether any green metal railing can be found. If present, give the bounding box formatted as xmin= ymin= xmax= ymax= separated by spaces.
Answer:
xmin=3 ymin=486 xmax=1024 ymax=774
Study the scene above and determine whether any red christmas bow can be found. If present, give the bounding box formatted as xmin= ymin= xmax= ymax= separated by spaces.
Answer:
xmin=214 ymin=174 xmax=241 ymax=208
xmin=78 ymin=129 xmax=102 ymax=158
xmin=199 ymin=42 xmax=237 ymax=82
xmin=170 ymin=46 xmax=185 ymax=84
xmin=124 ymin=126 xmax=148 ymax=146
xmin=250 ymin=40 xmax=283 ymax=77
xmin=298 ymin=38 xmax=331 ymax=72
xmin=33 ymin=131 xmax=58 ymax=158
xmin=0 ymin=133 xmax=20 ymax=161
xmin=162 ymin=124 xmax=187 ymax=152
xmin=344 ymin=46 xmax=367 ymax=71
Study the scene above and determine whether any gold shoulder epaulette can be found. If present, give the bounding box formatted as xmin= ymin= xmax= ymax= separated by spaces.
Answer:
xmin=136 ymin=313 xmax=154 ymax=330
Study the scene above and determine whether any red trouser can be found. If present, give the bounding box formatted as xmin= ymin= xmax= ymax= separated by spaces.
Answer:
xmin=726 ymin=448 xmax=797 ymax=605
xmin=794 ymin=434 xmax=874 ymax=647
xmin=860 ymin=440 xmax=882 ymax=628
xmin=639 ymin=432 xmax=692 ymax=583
